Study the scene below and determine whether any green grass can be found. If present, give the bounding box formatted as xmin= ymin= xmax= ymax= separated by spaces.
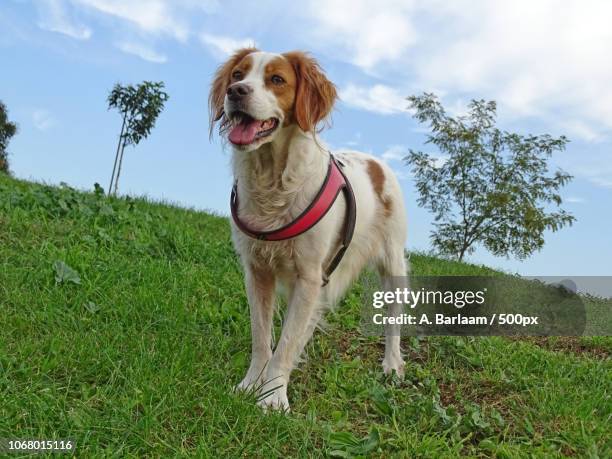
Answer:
xmin=1 ymin=174 xmax=610 ymax=458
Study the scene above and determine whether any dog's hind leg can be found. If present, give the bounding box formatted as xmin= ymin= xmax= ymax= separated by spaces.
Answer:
xmin=378 ymin=246 xmax=408 ymax=378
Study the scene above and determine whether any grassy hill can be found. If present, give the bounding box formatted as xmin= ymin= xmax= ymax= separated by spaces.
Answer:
xmin=1 ymin=174 xmax=610 ymax=457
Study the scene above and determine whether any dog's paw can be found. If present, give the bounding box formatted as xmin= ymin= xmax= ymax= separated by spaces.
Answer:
xmin=256 ymin=376 xmax=290 ymax=412
xmin=234 ymin=377 xmax=258 ymax=394
xmin=382 ymin=355 xmax=405 ymax=378
xmin=235 ymin=362 xmax=270 ymax=394
xmin=257 ymin=388 xmax=290 ymax=413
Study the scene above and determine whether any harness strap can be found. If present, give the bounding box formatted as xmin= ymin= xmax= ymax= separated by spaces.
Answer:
xmin=230 ymin=155 xmax=357 ymax=286
xmin=321 ymin=159 xmax=356 ymax=286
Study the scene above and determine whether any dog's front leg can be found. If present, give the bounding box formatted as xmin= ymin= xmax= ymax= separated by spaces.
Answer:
xmin=236 ymin=264 xmax=275 ymax=392
xmin=258 ymin=273 xmax=322 ymax=412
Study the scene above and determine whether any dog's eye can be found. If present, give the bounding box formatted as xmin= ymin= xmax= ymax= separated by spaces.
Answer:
xmin=232 ymin=70 xmax=243 ymax=80
xmin=271 ymin=75 xmax=285 ymax=85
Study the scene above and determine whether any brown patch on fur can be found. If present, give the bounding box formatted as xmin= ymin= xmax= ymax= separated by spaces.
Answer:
xmin=208 ymin=47 xmax=258 ymax=137
xmin=230 ymin=55 xmax=254 ymax=83
xmin=282 ymin=51 xmax=337 ymax=132
xmin=264 ymin=57 xmax=298 ymax=126
xmin=366 ymin=159 xmax=393 ymax=216
xmin=366 ymin=159 xmax=385 ymax=195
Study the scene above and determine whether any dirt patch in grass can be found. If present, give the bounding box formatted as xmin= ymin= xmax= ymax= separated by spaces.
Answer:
xmin=437 ymin=381 xmax=459 ymax=407
xmin=438 ymin=376 xmax=520 ymax=419
xmin=507 ymin=337 xmax=610 ymax=359
xmin=330 ymin=329 xmax=385 ymax=364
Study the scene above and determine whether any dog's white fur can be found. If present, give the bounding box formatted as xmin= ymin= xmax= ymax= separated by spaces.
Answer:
xmin=210 ymin=50 xmax=408 ymax=411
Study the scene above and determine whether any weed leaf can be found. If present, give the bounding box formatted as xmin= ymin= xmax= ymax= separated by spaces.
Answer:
xmin=84 ymin=301 xmax=100 ymax=313
xmin=53 ymin=260 xmax=81 ymax=285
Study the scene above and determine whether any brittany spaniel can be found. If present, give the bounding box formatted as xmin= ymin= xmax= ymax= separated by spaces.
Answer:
xmin=209 ymin=48 xmax=408 ymax=411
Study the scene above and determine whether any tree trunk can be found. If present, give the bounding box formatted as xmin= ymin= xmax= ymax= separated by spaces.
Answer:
xmin=113 ymin=139 xmax=127 ymax=196
xmin=458 ymin=245 xmax=468 ymax=262
xmin=109 ymin=113 xmax=127 ymax=196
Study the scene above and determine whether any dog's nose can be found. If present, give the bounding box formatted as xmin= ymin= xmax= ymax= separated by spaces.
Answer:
xmin=227 ymin=83 xmax=252 ymax=101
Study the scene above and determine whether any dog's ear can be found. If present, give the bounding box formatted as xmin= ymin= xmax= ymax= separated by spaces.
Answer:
xmin=208 ymin=47 xmax=258 ymax=138
xmin=283 ymin=51 xmax=337 ymax=133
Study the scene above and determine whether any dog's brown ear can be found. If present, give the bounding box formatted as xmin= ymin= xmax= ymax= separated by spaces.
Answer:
xmin=283 ymin=51 xmax=337 ymax=133
xmin=208 ymin=47 xmax=258 ymax=138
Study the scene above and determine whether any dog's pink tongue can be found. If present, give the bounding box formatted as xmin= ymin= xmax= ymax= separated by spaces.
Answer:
xmin=229 ymin=120 xmax=260 ymax=145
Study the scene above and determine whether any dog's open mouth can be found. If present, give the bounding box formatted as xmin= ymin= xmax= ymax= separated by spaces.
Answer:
xmin=228 ymin=111 xmax=279 ymax=146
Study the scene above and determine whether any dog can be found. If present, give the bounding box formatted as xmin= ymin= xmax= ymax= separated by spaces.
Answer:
xmin=208 ymin=48 xmax=408 ymax=411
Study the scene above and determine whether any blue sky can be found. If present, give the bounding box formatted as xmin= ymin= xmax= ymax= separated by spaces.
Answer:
xmin=1 ymin=0 xmax=611 ymax=276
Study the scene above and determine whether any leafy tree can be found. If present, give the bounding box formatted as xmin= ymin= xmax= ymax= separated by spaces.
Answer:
xmin=1 ymin=100 xmax=18 ymax=174
xmin=107 ymin=81 xmax=169 ymax=195
xmin=405 ymin=93 xmax=575 ymax=261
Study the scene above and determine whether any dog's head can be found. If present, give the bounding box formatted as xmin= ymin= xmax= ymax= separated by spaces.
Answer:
xmin=209 ymin=49 xmax=337 ymax=151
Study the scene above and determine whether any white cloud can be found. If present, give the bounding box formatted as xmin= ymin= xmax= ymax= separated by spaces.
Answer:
xmin=378 ymin=145 xmax=411 ymax=180
xmin=565 ymin=152 xmax=612 ymax=190
xmin=559 ymin=120 xmax=603 ymax=143
xmin=301 ymin=0 xmax=612 ymax=141
xmin=36 ymin=0 xmax=221 ymax=43
xmin=586 ymin=176 xmax=612 ymax=189
xmin=33 ymin=109 xmax=57 ymax=131
xmin=307 ymin=0 xmax=417 ymax=70
xmin=116 ymin=41 xmax=167 ymax=63
xmin=412 ymin=1 xmax=612 ymax=138
xmin=381 ymin=145 xmax=408 ymax=162
xmin=200 ymin=33 xmax=256 ymax=59
xmin=71 ymin=0 xmax=218 ymax=41
xmin=565 ymin=196 xmax=585 ymax=203
xmin=343 ymin=132 xmax=362 ymax=147
xmin=340 ymin=84 xmax=406 ymax=115
xmin=73 ymin=0 xmax=183 ymax=40
xmin=381 ymin=144 xmax=447 ymax=172
xmin=37 ymin=0 xmax=92 ymax=40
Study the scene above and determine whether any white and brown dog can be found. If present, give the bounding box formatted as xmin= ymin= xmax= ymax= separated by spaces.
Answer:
xmin=209 ymin=48 xmax=408 ymax=411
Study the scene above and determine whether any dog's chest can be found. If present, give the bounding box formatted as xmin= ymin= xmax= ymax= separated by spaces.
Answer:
xmin=245 ymin=237 xmax=296 ymax=272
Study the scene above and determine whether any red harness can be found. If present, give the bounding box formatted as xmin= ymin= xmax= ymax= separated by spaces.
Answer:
xmin=230 ymin=155 xmax=356 ymax=285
